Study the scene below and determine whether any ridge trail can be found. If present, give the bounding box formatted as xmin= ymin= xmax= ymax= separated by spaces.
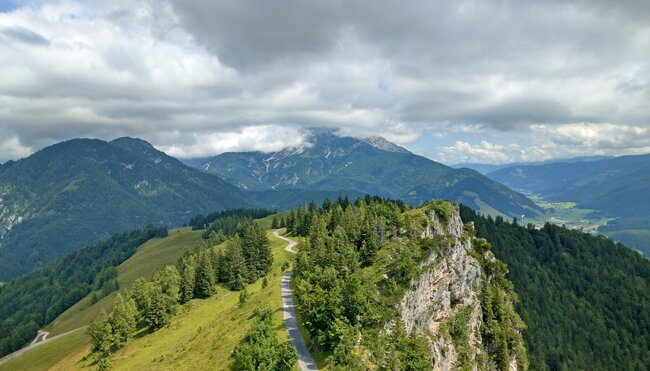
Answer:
xmin=274 ymin=229 xmax=318 ymax=371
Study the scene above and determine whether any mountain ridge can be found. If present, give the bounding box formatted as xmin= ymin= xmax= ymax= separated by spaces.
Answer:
xmin=199 ymin=130 xmax=543 ymax=219
xmin=0 ymin=137 xmax=253 ymax=279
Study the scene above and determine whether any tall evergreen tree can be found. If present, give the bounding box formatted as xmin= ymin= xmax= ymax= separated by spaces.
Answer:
xmin=179 ymin=255 xmax=197 ymax=304
xmin=224 ymin=236 xmax=249 ymax=290
xmin=287 ymin=208 xmax=296 ymax=234
xmin=194 ymin=251 xmax=215 ymax=298
xmin=271 ymin=216 xmax=279 ymax=229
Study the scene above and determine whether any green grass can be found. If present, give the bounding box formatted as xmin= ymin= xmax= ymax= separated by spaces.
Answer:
xmin=46 ymin=227 xmax=205 ymax=336
xmin=0 ymin=228 xmax=205 ymax=371
xmin=0 ymin=329 xmax=87 ymax=371
xmin=27 ymin=230 xmax=294 ymax=371
xmin=522 ymin=196 xmax=612 ymax=233
xmin=255 ymin=211 xmax=291 ymax=230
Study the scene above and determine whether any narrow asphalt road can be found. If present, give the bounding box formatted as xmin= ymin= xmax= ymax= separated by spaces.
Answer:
xmin=274 ymin=229 xmax=318 ymax=371
xmin=0 ymin=329 xmax=80 ymax=367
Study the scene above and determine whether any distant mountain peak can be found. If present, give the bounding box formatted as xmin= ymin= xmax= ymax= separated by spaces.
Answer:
xmin=360 ymin=136 xmax=411 ymax=154
xmin=300 ymin=127 xmax=410 ymax=154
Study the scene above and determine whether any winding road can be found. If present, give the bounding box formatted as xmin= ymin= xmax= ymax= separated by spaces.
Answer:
xmin=274 ymin=229 xmax=318 ymax=371
xmin=0 ymin=329 xmax=79 ymax=367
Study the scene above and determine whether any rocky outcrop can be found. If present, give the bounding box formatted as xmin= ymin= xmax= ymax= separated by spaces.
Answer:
xmin=401 ymin=204 xmax=519 ymax=371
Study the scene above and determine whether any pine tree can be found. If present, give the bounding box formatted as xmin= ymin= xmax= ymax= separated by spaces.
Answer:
xmin=271 ymin=216 xmax=279 ymax=229
xmin=179 ymin=255 xmax=197 ymax=303
xmin=280 ymin=217 xmax=286 ymax=228
xmin=194 ymin=251 xmax=215 ymax=298
xmin=287 ymin=208 xmax=296 ymax=234
xmin=224 ymin=236 xmax=249 ymax=290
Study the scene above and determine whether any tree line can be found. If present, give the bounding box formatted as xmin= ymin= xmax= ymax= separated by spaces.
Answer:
xmin=189 ymin=208 xmax=275 ymax=230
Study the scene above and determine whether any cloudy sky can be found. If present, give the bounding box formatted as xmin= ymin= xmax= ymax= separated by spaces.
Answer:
xmin=0 ymin=0 xmax=649 ymax=164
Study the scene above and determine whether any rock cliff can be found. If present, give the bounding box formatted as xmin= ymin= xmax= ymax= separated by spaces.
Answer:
xmin=400 ymin=202 xmax=526 ymax=370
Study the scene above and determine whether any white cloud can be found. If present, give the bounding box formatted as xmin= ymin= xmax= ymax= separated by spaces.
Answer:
xmin=0 ymin=0 xmax=648 ymax=163
xmin=157 ymin=125 xmax=308 ymax=158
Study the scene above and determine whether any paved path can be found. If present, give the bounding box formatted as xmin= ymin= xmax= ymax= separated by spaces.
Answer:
xmin=274 ymin=229 xmax=318 ymax=371
xmin=30 ymin=330 xmax=48 ymax=345
xmin=0 ymin=329 xmax=80 ymax=367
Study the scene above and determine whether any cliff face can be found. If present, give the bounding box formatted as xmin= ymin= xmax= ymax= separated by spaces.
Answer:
xmin=400 ymin=204 xmax=525 ymax=371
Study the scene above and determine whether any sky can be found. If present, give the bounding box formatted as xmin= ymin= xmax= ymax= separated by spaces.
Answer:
xmin=0 ymin=0 xmax=649 ymax=165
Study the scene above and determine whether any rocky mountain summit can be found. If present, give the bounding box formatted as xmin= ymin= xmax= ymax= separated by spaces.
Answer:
xmin=401 ymin=203 xmax=526 ymax=370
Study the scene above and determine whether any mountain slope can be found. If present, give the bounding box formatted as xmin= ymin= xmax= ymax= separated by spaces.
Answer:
xmin=461 ymin=206 xmax=650 ymax=370
xmin=487 ymin=154 xmax=650 ymax=254
xmin=0 ymin=137 xmax=253 ymax=279
xmin=200 ymin=130 xmax=542 ymax=219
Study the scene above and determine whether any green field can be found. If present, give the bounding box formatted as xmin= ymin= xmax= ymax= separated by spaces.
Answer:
xmin=521 ymin=196 xmax=613 ymax=233
xmin=1 ymin=227 xmax=294 ymax=371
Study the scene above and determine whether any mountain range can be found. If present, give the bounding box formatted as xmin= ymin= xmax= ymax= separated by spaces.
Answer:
xmin=486 ymin=154 xmax=650 ymax=254
xmin=0 ymin=131 xmax=542 ymax=279
xmin=199 ymin=130 xmax=542 ymax=218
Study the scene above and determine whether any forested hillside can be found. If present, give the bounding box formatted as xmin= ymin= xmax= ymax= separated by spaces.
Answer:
xmin=287 ymin=197 xmax=527 ymax=369
xmin=0 ymin=137 xmax=252 ymax=279
xmin=0 ymin=227 xmax=167 ymax=358
xmin=461 ymin=206 xmax=650 ymax=370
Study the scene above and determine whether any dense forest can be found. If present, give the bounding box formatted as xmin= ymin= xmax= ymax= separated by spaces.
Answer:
xmin=460 ymin=206 xmax=650 ymax=370
xmin=0 ymin=227 xmax=167 ymax=358
xmin=290 ymin=196 xmax=526 ymax=369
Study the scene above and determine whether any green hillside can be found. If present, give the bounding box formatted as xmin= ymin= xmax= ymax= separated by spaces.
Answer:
xmin=0 ymin=138 xmax=253 ymax=279
xmin=0 ymin=229 xmax=292 ymax=371
xmin=0 ymin=227 xmax=168 ymax=358
xmin=45 ymin=227 xmax=205 ymax=337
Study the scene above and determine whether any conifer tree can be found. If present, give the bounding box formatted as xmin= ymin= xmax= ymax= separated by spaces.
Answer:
xmin=194 ymin=250 xmax=215 ymax=298
xmin=287 ymin=208 xmax=296 ymax=234
xmin=179 ymin=255 xmax=197 ymax=303
xmin=271 ymin=216 xmax=279 ymax=229
xmin=224 ymin=236 xmax=249 ymax=290
xmin=280 ymin=217 xmax=286 ymax=228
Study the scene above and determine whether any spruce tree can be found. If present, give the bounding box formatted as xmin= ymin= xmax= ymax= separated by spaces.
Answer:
xmin=179 ymin=255 xmax=197 ymax=303
xmin=271 ymin=216 xmax=279 ymax=229
xmin=225 ymin=236 xmax=249 ymax=290
xmin=194 ymin=251 xmax=215 ymax=298
xmin=287 ymin=208 xmax=296 ymax=234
